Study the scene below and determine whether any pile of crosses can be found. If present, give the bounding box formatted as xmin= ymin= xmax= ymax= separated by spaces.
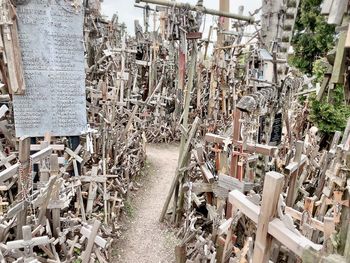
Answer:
xmin=152 ymin=0 xmax=350 ymax=262
xmin=0 ymin=0 xmax=148 ymax=262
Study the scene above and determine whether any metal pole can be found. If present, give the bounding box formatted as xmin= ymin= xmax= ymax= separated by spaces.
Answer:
xmin=135 ymin=0 xmax=254 ymax=23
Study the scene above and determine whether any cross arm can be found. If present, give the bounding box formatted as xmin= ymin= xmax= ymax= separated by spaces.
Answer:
xmin=135 ymin=0 xmax=254 ymax=23
xmin=228 ymin=190 xmax=323 ymax=257
xmin=205 ymin=133 xmax=277 ymax=156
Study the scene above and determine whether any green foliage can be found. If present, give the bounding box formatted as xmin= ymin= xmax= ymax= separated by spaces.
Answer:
xmin=290 ymin=0 xmax=335 ymax=73
xmin=312 ymin=58 xmax=328 ymax=83
xmin=309 ymin=85 xmax=350 ymax=133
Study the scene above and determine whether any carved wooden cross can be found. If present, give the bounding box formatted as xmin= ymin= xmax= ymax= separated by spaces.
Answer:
xmin=325 ymin=190 xmax=350 ymax=223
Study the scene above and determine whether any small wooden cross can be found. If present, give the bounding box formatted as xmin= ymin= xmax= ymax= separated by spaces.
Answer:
xmin=6 ymin=225 xmax=51 ymax=258
xmin=325 ymin=190 xmax=350 ymax=223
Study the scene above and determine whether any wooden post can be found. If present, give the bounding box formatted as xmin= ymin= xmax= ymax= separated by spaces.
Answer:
xmin=160 ymin=117 xmax=200 ymax=222
xmin=252 ymin=171 xmax=284 ymax=263
xmin=161 ymin=43 xmax=198 ymax=223
xmin=231 ymin=109 xmax=241 ymax=178
xmin=286 ymin=140 xmax=306 ymax=207
xmin=81 ymin=220 xmax=101 ymax=263
xmin=218 ymin=0 xmax=230 ymax=46
xmin=50 ymin=154 xmax=61 ymax=237
xmin=17 ymin=136 xmax=30 ymax=239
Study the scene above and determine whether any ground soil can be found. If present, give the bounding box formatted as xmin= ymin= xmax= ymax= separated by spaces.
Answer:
xmin=113 ymin=143 xmax=180 ymax=263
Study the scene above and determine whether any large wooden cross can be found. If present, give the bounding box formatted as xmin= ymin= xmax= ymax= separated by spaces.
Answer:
xmin=205 ymin=130 xmax=277 ymax=180
xmin=113 ymin=37 xmax=137 ymax=106
xmin=228 ymin=171 xmax=322 ymax=263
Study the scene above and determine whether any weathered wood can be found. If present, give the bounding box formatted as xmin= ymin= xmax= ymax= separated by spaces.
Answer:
xmin=81 ymin=220 xmax=101 ymax=263
xmin=229 ymin=190 xmax=323 ymax=257
xmin=252 ymin=172 xmax=284 ymax=263
xmin=160 ymin=117 xmax=200 ymax=222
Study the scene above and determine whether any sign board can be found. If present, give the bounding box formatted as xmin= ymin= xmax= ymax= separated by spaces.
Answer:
xmin=13 ymin=0 xmax=87 ymax=137
xmin=269 ymin=112 xmax=283 ymax=145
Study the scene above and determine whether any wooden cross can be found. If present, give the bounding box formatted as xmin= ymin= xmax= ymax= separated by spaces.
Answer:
xmin=113 ymin=37 xmax=137 ymax=106
xmin=325 ymin=190 xmax=350 ymax=223
xmin=80 ymin=220 xmax=106 ymax=263
xmin=205 ymin=130 xmax=277 ymax=180
xmin=229 ymin=172 xmax=322 ymax=262
xmin=285 ymin=140 xmax=307 ymax=207
xmin=6 ymin=225 xmax=51 ymax=258
xmin=284 ymin=197 xmax=332 ymax=240
xmin=86 ymin=166 xmax=99 ymax=216
xmin=64 ymin=144 xmax=86 ymax=222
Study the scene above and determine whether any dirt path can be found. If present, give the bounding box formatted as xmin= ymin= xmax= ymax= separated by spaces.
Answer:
xmin=115 ymin=143 xmax=180 ymax=263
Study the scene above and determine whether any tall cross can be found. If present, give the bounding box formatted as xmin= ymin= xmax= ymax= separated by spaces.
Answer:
xmin=113 ymin=37 xmax=137 ymax=107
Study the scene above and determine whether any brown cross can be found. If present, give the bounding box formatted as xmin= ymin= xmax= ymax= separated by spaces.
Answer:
xmin=326 ymin=191 xmax=350 ymax=223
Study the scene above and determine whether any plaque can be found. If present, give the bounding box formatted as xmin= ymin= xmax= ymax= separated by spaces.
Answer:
xmin=269 ymin=112 xmax=283 ymax=145
xmin=13 ymin=0 xmax=87 ymax=137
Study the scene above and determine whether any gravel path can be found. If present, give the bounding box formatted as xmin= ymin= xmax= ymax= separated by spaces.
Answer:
xmin=115 ymin=143 xmax=180 ymax=263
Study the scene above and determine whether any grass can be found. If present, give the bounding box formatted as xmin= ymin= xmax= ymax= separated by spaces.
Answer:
xmin=124 ymin=200 xmax=135 ymax=218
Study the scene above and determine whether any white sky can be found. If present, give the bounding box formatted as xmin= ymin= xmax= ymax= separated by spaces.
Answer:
xmin=101 ymin=0 xmax=261 ymax=35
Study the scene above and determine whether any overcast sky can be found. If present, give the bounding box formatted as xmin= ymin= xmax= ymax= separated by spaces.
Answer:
xmin=101 ymin=0 xmax=261 ymax=35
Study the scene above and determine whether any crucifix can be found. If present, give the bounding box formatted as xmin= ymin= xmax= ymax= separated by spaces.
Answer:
xmin=6 ymin=225 xmax=51 ymax=260
xmin=325 ymin=190 xmax=350 ymax=223
xmin=205 ymin=111 xmax=277 ymax=180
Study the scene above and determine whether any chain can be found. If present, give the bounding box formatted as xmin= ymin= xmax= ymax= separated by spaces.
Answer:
xmin=19 ymin=157 xmax=32 ymax=201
